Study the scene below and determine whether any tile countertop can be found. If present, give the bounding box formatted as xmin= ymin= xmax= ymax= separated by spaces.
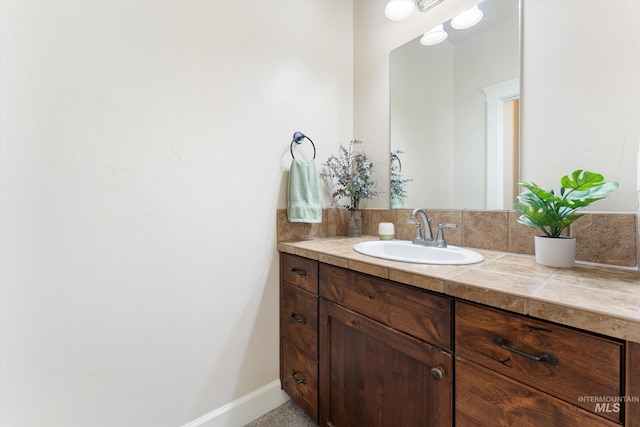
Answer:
xmin=278 ymin=236 xmax=640 ymax=344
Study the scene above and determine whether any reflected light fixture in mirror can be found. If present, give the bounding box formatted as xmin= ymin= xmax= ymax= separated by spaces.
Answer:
xmin=451 ymin=5 xmax=484 ymax=29
xmin=384 ymin=0 xmax=445 ymax=22
xmin=420 ymin=25 xmax=448 ymax=46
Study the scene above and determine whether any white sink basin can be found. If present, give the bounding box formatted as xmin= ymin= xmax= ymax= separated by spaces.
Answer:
xmin=353 ymin=240 xmax=483 ymax=265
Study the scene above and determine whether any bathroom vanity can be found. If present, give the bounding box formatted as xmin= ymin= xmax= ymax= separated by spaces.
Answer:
xmin=279 ymin=238 xmax=640 ymax=426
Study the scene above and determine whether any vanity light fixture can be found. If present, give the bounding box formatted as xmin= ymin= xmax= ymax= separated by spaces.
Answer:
xmin=450 ymin=4 xmax=484 ymax=29
xmin=384 ymin=0 xmax=415 ymax=21
xmin=420 ymin=24 xmax=448 ymax=46
xmin=384 ymin=0 xmax=445 ymax=22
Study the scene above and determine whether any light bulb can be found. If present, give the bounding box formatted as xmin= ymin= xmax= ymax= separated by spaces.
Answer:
xmin=385 ymin=0 xmax=416 ymax=22
xmin=451 ymin=5 xmax=483 ymax=30
xmin=420 ymin=24 xmax=448 ymax=46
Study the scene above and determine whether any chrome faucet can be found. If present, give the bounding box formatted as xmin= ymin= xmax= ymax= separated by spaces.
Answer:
xmin=409 ymin=208 xmax=433 ymax=243
xmin=408 ymin=208 xmax=457 ymax=248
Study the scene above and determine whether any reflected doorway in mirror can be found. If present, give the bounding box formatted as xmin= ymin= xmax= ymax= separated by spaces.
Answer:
xmin=483 ymin=78 xmax=520 ymax=209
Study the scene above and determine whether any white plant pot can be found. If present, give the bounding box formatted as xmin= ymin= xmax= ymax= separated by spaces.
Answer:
xmin=534 ymin=236 xmax=576 ymax=268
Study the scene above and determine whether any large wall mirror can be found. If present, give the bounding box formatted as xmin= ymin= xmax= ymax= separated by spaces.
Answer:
xmin=389 ymin=0 xmax=520 ymax=209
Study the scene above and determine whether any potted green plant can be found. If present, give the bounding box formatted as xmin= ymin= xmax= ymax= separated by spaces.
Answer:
xmin=321 ymin=140 xmax=378 ymax=236
xmin=514 ymin=169 xmax=618 ymax=268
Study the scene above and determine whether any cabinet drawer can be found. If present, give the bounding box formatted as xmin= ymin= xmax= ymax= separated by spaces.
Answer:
xmin=281 ymin=253 xmax=319 ymax=294
xmin=455 ymin=301 xmax=623 ymax=423
xmin=281 ymin=282 xmax=317 ymax=359
xmin=456 ymin=357 xmax=620 ymax=427
xmin=281 ymin=337 xmax=318 ymax=423
xmin=320 ymin=263 xmax=452 ymax=349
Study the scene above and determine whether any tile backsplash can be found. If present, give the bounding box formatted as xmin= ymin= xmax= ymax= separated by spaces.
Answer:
xmin=277 ymin=208 xmax=638 ymax=268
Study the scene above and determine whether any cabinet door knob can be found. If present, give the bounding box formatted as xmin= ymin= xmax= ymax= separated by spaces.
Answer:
xmin=430 ymin=366 xmax=446 ymax=381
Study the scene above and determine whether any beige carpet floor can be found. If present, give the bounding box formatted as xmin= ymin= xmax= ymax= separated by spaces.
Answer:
xmin=245 ymin=399 xmax=317 ymax=427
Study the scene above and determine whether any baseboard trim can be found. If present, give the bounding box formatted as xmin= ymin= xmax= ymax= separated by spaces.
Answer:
xmin=182 ymin=380 xmax=289 ymax=427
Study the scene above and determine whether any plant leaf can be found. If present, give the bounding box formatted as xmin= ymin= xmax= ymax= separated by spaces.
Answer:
xmin=518 ymin=182 xmax=561 ymax=203
xmin=560 ymin=170 xmax=603 ymax=191
xmin=566 ymin=181 xmax=619 ymax=200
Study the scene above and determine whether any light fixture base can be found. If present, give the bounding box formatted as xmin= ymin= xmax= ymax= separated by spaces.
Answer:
xmin=384 ymin=0 xmax=444 ymax=21
xmin=415 ymin=0 xmax=444 ymax=13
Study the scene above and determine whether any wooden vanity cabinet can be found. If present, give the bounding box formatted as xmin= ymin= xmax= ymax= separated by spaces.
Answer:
xmin=279 ymin=253 xmax=639 ymax=426
xmin=318 ymin=264 xmax=453 ymax=427
xmin=455 ymin=301 xmax=624 ymax=426
xmin=279 ymin=253 xmax=319 ymax=422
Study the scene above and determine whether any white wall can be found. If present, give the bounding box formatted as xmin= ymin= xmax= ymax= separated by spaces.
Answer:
xmin=0 ymin=1 xmax=352 ymax=426
xmin=521 ymin=0 xmax=640 ymax=212
xmin=355 ymin=0 xmax=640 ymax=212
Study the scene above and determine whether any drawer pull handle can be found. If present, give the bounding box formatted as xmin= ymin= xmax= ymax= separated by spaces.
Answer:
xmin=291 ymin=268 xmax=307 ymax=277
xmin=290 ymin=313 xmax=307 ymax=324
xmin=291 ymin=369 xmax=307 ymax=385
xmin=492 ymin=335 xmax=559 ymax=366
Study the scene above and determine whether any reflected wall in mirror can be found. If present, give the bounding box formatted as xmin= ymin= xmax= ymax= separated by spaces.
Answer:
xmin=389 ymin=0 xmax=520 ymax=209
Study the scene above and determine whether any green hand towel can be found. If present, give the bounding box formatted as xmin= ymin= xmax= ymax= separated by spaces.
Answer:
xmin=288 ymin=158 xmax=322 ymax=223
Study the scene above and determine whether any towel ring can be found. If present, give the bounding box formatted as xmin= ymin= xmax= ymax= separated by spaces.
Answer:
xmin=290 ymin=131 xmax=316 ymax=160
xmin=391 ymin=152 xmax=402 ymax=172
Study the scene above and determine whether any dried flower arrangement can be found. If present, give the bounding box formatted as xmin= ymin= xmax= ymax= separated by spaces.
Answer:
xmin=321 ymin=139 xmax=378 ymax=210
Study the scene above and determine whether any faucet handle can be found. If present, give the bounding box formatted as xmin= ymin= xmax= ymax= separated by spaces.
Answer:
xmin=439 ymin=223 xmax=457 ymax=229
xmin=406 ymin=219 xmax=421 ymax=229
xmin=435 ymin=223 xmax=457 ymax=247
xmin=406 ymin=220 xmax=422 ymax=241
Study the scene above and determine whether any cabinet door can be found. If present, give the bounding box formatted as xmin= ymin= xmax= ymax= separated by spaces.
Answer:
xmin=319 ymin=299 xmax=452 ymax=427
xmin=456 ymin=357 xmax=620 ymax=427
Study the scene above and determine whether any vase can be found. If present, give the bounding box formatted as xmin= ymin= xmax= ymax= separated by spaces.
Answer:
xmin=347 ymin=209 xmax=362 ymax=237
xmin=534 ymin=236 xmax=576 ymax=268
xmin=390 ymin=196 xmax=405 ymax=209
